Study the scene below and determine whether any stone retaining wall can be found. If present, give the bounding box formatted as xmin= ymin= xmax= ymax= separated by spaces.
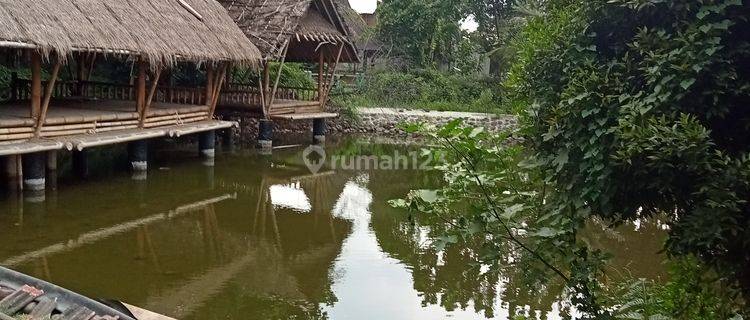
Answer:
xmin=219 ymin=108 xmax=518 ymax=144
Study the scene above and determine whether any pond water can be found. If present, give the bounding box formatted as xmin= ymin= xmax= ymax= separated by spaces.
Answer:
xmin=0 ymin=137 xmax=667 ymax=319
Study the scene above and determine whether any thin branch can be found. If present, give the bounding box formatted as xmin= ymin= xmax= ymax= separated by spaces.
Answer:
xmin=442 ymin=137 xmax=570 ymax=283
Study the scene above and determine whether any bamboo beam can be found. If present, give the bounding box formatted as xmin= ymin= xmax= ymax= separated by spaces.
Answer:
xmin=140 ymin=68 xmax=162 ymax=128
xmin=209 ymin=63 xmax=228 ymax=117
xmin=30 ymin=52 xmax=42 ymax=119
xmin=177 ymin=0 xmax=204 ymax=21
xmin=266 ymin=41 xmax=290 ymax=118
xmin=34 ymin=58 xmax=62 ymax=137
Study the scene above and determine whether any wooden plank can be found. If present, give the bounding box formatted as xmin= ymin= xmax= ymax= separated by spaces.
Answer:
xmin=0 ymin=285 xmax=44 ymax=315
xmin=122 ymin=303 xmax=176 ymax=320
xmin=168 ymin=120 xmax=236 ymax=138
xmin=271 ymin=112 xmax=339 ymax=120
xmin=29 ymin=297 xmax=57 ymax=319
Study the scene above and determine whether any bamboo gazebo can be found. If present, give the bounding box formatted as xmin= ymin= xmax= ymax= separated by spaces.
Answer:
xmin=0 ymin=0 xmax=261 ymax=190
xmin=218 ymin=0 xmax=359 ymax=121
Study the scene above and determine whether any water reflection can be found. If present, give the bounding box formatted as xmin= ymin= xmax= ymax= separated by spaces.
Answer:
xmin=0 ymin=140 xmax=667 ymax=320
xmin=323 ymin=174 xmax=497 ymax=319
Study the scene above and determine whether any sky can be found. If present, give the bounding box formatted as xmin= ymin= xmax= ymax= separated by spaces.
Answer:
xmin=348 ymin=0 xmax=378 ymax=13
xmin=346 ymin=0 xmax=479 ymax=31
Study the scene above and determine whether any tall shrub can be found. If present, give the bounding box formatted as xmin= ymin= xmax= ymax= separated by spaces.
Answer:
xmin=507 ymin=0 xmax=750 ymax=299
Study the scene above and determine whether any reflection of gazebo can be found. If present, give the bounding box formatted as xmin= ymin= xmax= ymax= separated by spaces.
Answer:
xmin=217 ymin=0 xmax=359 ymax=120
xmin=1 ymin=194 xmax=235 ymax=268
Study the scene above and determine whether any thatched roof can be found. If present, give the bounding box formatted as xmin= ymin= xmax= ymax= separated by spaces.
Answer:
xmin=332 ymin=0 xmax=367 ymax=40
xmin=219 ymin=0 xmax=359 ymax=63
xmin=0 ymin=0 xmax=262 ymax=66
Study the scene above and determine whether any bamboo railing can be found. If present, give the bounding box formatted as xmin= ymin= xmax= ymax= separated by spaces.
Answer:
xmin=4 ymin=79 xmax=320 ymax=107
xmin=220 ymin=83 xmax=320 ymax=108
xmin=0 ymin=80 xmax=212 ymax=142
xmin=9 ymin=79 xmax=208 ymax=105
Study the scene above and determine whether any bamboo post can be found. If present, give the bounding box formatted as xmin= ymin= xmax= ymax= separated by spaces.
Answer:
xmin=30 ymin=52 xmax=42 ymax=119
xmin=136 ymin=59 xmax=147 ymax=118
xmin=262 ymin=62 xmax=270 ymax=95
xmin=34 ymin=58 xmax=62 ymax=137
xmin=318 ymin=53 xmax=324 ymax=103
xmin=258 ymin=71 xmax=267 ymax=118
xmin=266 ymin=41 xmax=290 ymax=117
xmin=140 ymin=68 xmax=162 ymax=128
xmin=206 ymin=64 xmax=214 ymax=106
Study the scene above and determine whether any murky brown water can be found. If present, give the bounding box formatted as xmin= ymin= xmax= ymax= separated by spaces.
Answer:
xmin=0 ymin=138 xmax=667 ymax=319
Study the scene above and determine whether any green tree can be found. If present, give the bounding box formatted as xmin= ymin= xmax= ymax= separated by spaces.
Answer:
xmin=465 ymin=0 xmax=522 ymax=74
xmin=377 ymin=0 xmax=467 ymax=67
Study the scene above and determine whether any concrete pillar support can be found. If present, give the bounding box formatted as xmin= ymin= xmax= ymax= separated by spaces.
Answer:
xmin=199 ymin=130 xmax=216 ymax=159
xmin=22 ymin=152 xmax=46 ymax=191
xmin=128 ymin=140 xmax=148 ymax=172
xmin=313 ymin=118 xmax=326 ymax=144
xmin=257 ymin=119 xmax=273 ymax=151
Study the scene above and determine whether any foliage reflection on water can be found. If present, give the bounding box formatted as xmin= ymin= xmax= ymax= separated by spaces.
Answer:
xmin=0 ymin=138 xmax=666 ymax=319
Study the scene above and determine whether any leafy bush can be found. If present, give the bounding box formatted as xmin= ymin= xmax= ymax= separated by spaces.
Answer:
xmin=608 ymin=257 xmax=744 ymax=319
xmin=367 ymin=71 xmax=426 ymax=103
xmin=506 ymin=0 xmax=750 ymax=304
xmin=344 ymin=69 xmax=505 ymax=113
xmin=228 ymin=63 xmax=315 ymax=89
xmin=271 ymin=63 xmax=316 ymax=89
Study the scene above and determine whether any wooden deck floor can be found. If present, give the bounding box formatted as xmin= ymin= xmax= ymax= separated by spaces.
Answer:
xmin=0 ymin=120 xmax=236 ymax=156
xmin=0 ymin=99 xmax=210 ymax=142
xmin=219 ymin=99 xmax=336 ymax=119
